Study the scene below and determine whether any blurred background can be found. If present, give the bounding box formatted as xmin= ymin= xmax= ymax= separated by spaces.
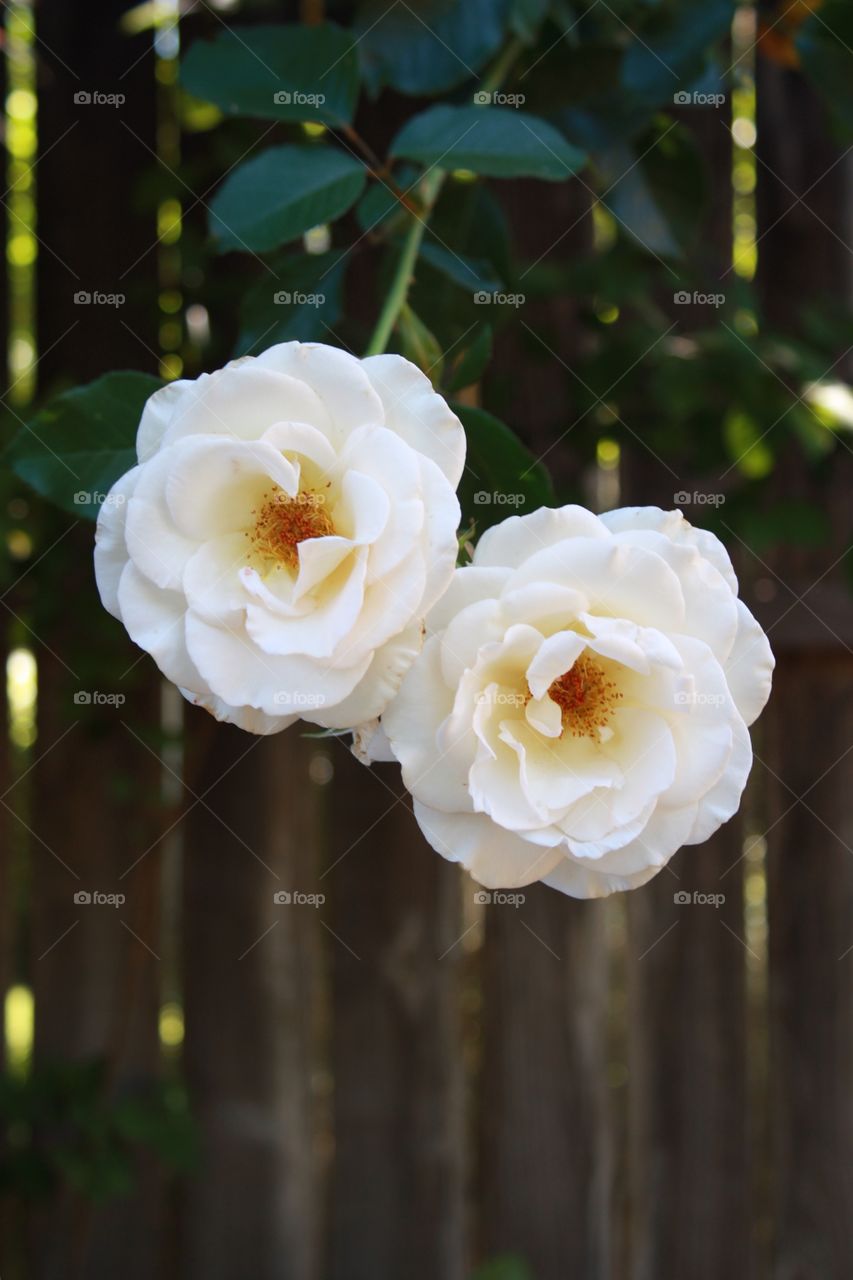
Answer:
xmin=1 ymin=1 xmax=852 ymax=1277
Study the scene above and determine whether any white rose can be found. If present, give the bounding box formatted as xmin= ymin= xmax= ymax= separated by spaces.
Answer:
xmin=383 ymin=505 xmax=774 ymax=898
xmin=94 ymin=341 xmax=464 ymax=734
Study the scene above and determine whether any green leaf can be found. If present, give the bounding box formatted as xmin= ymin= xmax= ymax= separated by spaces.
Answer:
xmin=596 ymin=123 xmax=705 ymax=259
xmin=431 ymin=180 xmax=514 ymax=287
xmin=235 ymin=250 xmax=348 ymax=355
xmin=6 ymin=372 xmax=161 ymax=520
xmin=355 ymin=176 xmax=413 ymax=238
xmin=391 ymin=105 xmax=586 ymax=180
xmin=621 ymin=0 xmax=734 ymax=106
xmin=397 ymin=304 xmax=444 ymax=385
xmin=453 ymin=403 xmax=554 ymax=533
xmin=181 ymin=23 xmax=360 ymax=127
xmin=355 ymin=0 xmax=510 ymax=96
xmin=209 ymin=145 xmax=367 ymax=253
xmin=447 ymin=325 xmax=493 ymax=392
xmin=419 ymin=241 xmax=503 ymax=295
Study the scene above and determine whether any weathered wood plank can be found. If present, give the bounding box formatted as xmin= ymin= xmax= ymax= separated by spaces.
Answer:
xmin=181 ymin=718 xmax=321 ymax=1280
xmin=480 ymin=886 xmax=611 ymax=1279
xmin=766 ymin=653 xmax=853 ymax=1278
xmin=627 ymin=838 xmax=749 ymax=1279
xmin=326 ymin=747 xmax=465 ymax=1280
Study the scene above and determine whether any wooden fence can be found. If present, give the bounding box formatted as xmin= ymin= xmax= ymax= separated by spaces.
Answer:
xmin=1 ymin=3 xmax=852 ymax=1279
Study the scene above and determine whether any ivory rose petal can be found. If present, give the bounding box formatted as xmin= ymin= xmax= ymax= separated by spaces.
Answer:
xmin=381 ymin=504 xmax=774 ymax=900
xmin=94 ymin=341 xmax=464 ymax=733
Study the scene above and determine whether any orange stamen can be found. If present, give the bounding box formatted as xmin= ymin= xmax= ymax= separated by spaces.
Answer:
xmin=547 ymin=654 xmax=622 ymax=739
xmin=248 ymin=489 xmax=334 ymax=570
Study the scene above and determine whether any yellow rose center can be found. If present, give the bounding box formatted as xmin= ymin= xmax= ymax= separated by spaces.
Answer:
xmin=248 ymin=488 xmax=335 ymax=570
xmin=547 ymin=654 xmax=622 ymax=739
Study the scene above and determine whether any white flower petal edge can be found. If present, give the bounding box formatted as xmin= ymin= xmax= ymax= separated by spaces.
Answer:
xmin=382 ymin=504 xmax=774 ymax=900
xmin=94 ymin=341 xmax=464 ymax=734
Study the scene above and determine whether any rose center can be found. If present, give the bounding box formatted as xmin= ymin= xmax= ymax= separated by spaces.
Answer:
xmin=547 ymin=654 xmax=622 ymax=739
xmin=249 ymin=488 xmax=335 ymax=570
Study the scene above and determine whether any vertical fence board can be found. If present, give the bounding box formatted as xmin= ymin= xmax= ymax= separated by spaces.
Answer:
xmin=28 ymin=3 xmax=163 ymax=1274
xmin=766 ymin=655 xmax=853 ymax=1279
xmin=327 ymin=748 xmax=465 ymax=1280
xmin=756 ymin=58 xmax=853 ymax=1280
xmin=627 ymin=837 xmax=748 ymax=1279
xmin=181 ymin=720 xmax=321 ymax=1280
xmin=30 ymin=610 xmax=164 ymax=1279
xmin=481 ymin=889 xmax=611 ymax=1279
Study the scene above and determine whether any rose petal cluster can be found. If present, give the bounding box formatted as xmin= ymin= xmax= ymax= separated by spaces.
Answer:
xmin=94 ymin=336 xmax=774 ymax=899
xmin=381 ymin=505 xmax=774 ymax=898
xmin=95 ymin=342 xmax=465 ymax=733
